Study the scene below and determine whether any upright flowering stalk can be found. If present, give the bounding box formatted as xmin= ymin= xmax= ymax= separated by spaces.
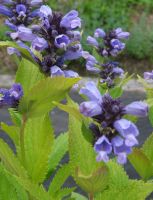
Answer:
xmin=79 ymin=81 xmax=148 ymax=164
xmin=82 ymin=28 xmax=130 ymax=88
xmin=20 ymin=5 xmax=82 ymax=77
xmin=0 ymin=0 xmax=42 ymax=38
xmin=0 ymin=83 xmax=23 ymax=108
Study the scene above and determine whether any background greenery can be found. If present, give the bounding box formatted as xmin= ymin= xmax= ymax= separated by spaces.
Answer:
xmin=1 ymin=0 xmax=153 ymax=74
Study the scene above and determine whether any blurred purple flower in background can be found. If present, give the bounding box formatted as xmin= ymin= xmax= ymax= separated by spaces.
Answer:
xmin=87 ymin=27 xmax=130 ymax=57
xmin=144 ymin=70 xmax=153 ymax=80
xmin=0 ymin=83 xmax=23 ymax=108
xmin=80 ymin=81 xmax=148 ymax=164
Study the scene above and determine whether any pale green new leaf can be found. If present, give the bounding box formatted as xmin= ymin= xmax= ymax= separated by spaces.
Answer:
xmin=56 ymin=187 xmax=76 ymax=200
xmin=0 ymin=139 xmax=27 ymax=178
xmin=48 ymin=132 xmax=68 ymax=176
xmin=24 ymin=114 xmax=54 ymax=183
xmin=71 ymin=192 xmax=87 ymax=200
xmin=1 ymin=122 xmax=19 ymax=147
xmin=16 ymin=58 xmax=45 ymax=95
xmin=48 ymin=164 xmax=71 ymax=197
xmin=19 ymin=77 xmax=80 ymax=118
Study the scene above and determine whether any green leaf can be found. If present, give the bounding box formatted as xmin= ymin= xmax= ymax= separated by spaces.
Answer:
xmin=71 ymin=192 xmax=87 ymax=200
xmin=15 ymin=176 xmax=51 ymax=200
xmin=0 ymin=41 xmax=35 ymax=63
xmin=96 ymin=161 xmax=153 ymax=200
xmin=95 ymin=180 xmax=153 ymax=200
xmin=0 ymin=164 xmax=28 ymax=200
xmin=16 ymin=58 xmax=45 ymax=95
xmin=75 ymin=166 xmax=109 ymax=193
xmin=9 ymin=108 xmax=22 ymax=127
xmin=48 ymin=132 xmax=68 ymax=176
xmin=0 ymin=139 xmax=27 ymax=178
xmin=128 ymin=148 xmax=153 ymax=180
xmin=19 ymin=77 xmax=80 ymax=118
xmin=56 ymin=187 xmax=76 ymax=200
xmin=109 ymin=86 xmax=123 ymax=98
xmin=1 ymin=122 xmax=19 ymax=147
xmin=143 ymin=132 xmax=153 ymax=163
xmin=48 ymin=164 xmax=71 ymax=198
xmin=24 ymin=114 xmax=54 ymax=183
xmin=149 ymin=106 xmax=153 ymax=127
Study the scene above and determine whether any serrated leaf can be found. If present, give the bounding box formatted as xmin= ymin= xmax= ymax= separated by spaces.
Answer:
xmin=19 ymin=77 xmax=80 ymax=118
xmin=15 ymin=176 xmax=51 ymax=200
xmin=0 ymin=139 xmax=27 ymax=178
xmin=48 ymin=132 xmax=68 ymax=176
xmin=0 ymin=41 xmax=35 ymax=63
xmin=143 ymin=132 xmax=153 ymax=163
xmin=1 ymin=122 xmax=19 ymax=147
xmin=16 ymin=58 xmax=45 ymax=95
xmin=95 ymin=180 xmax=153 ymax=200
xmin=48 ymin=164 xmax=71 ymax=197
xmin=0 ymin=164 xmax=28 ymax=200
xmin=9 ymin=108 xmax=22 ymax=126
xmin=128 ymin=148 xmax=153 ymax=180
xmin=24 ymin=114 xmax=54 ymax=184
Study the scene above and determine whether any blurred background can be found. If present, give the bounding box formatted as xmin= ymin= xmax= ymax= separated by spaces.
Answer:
xmin=1 ymin=0 xmax=153 ymax=75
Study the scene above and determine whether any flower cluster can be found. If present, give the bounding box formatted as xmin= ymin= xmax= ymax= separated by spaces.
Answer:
xmin=0 ymin=0 xmax=42 ymax=37
xmin=31 ymin=5 xmax=82 ymax=76
xmin=82 ymin=51 xmax=124 ymax=87
xmin=79 ymin=81 xmax=148 ymax=164
xmin=0 ymin=83 xmax=23 ymax=108
xmin=87 ymin=27 xmax=130 ymax=57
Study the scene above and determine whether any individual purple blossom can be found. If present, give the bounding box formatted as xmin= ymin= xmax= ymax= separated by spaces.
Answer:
xmin=32 ymin=37 xmax=48 ymax=51
xmin=0 ymin=83 xmax=23 ymax=108
xmin=144 ymin=71 xmax=153 ymax=80
xmin=114 ymin=28 xmax=130 ymax=39
xmin=80 ymin=81 xmax=148 ymax=164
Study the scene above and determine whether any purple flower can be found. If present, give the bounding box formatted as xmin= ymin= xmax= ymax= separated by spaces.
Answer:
xmin=0 ymin=83 xmax=23 ymax=108
xmin=94 ymin=28 xmax=106 ymax=38
xmin=50 ymin=66 xmax=78 ymax=78
xmin=60 ymin=10 xmax=81 ymax=29
xmin=80 ymin=82 xmax=147 ymax=164
xmin=39 ymin=5 xmax=52 ymax=18
xmin=10 ymin=26 xmax=36 ymax=42
xmin=32 ymin=37 xmax=48 ymax=51
xmin=114 ymin=28 xmax=130 ymax=39
xmin=0 ymin=5 xmax=13 ymax=17
xmin=55 ymin=34 xmax=70 ymax=49
xmin=110 ymin=39 xmax=125 ymax=51
xmin=144 ymin=71 xmax=153 ymax=80
xmin=94 ymin=135 xmax=112 ymax=162
xmin=87 ymin=36 xmax=99 ymax=48
xmin=124 ymin=101 xmax=148 ymax=117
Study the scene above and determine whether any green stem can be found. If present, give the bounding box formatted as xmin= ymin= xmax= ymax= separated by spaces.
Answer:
xmin=89 ymin=193 xmax=94 ymax=200
xmin=19 ymin=115 xmax=27 ymax=165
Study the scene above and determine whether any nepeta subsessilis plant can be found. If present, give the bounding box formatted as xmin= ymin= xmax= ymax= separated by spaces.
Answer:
xmin=0 ymin=1 xmax=153 ymax=200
